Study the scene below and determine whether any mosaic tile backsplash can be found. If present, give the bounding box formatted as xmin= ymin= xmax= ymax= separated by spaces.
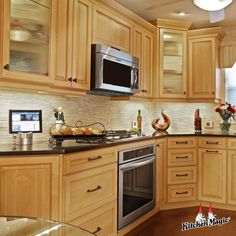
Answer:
xmin=0 ymin=89 xmax=235 ymax=144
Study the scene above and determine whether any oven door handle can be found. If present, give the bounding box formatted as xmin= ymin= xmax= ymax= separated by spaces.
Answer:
xmin=120 ymin=157 xmax=155 ymax=171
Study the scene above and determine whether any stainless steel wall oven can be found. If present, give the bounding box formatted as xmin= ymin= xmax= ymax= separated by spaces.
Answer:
xmin=118 ymin=144 xmax=156 ymax=230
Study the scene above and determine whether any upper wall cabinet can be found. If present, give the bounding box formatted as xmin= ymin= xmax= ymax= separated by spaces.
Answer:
xmin=54 ymin=0 xmax=92 ymax=92
xmin=92 ymin=5 xmax=132 ymax=52
xmin=1 ymin=0 xmax=56 ymax=85
xmin=156 ymin=19 xmax=191 ymax=99
xmin=188 ymin=27 xmax=225 ymax=101
xmin=133 ymin=26 xmax=154 ymax=98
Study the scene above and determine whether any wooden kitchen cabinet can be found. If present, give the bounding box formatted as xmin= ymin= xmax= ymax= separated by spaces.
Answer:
xmin=62 ymin=147 xmax=117 ymax=235
xmin=133 ymin=26 xmax=154 ymax=98
xmin=227 ymin=138 xmax=236 ymax=205
xmin=0 ymin=155 xmax=60 ymax=220
xmin=92 ymin=4 xmax=132 ymax=52
xmin=155 ymin=138 xmax=167 ymax=207
xmin=188 ymin=27 xmax=225 ymax=101
xmin=167 ymin=136 xmax=197 ymax=203
xmin=198 ymin=137 xmax=227 ymax=203
xmin=1 ymin=0 xmax=56 ymax=87
xmin=54 ymin=0 xmax=92 ymax=92
xmin=156 ymin=19 xmax=191 ymax=99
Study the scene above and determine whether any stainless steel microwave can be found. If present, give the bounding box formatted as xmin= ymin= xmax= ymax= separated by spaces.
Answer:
xmin=90 ymin=44 xmax=139 ymax=95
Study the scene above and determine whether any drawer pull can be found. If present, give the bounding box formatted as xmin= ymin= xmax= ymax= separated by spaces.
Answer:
xmin=87 ymin=185 xmax=102 ymax=193
xmin=206 ymin=141 xmax=219 ymax=145
xmin=92 ymin=227 xmax=102 ymax=234
xmin=176 ymin=141 xmax=188 ymax=144
xmin=176 ymin=156 xmax=188 ymax=159
xmin=88 ymin=156 xmax=102 ymax=161
xmin=176 ymin=173 xmax=188 ymax=177
xmin=176 ymin=191 xmax=188 ymax=195
xmin=206 ymin=150 xmax=219 ymax=153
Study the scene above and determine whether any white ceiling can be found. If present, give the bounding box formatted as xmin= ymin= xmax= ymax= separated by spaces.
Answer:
xmin=115 ymin=0 xmax=236 ymax=29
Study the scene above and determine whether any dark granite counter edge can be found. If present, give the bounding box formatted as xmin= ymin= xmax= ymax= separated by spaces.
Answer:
xmin=0 ymin=132 xmax=236 ymax=156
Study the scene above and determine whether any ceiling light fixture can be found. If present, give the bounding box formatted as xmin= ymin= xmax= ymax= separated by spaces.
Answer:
xmin=193 ymin=0 xmax=233 ymax=11
xmin=174 ymin=10 xmax=188 ymax=16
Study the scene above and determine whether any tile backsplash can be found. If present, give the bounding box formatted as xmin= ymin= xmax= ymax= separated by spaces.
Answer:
xmin=0 ymin=89 xmax=233 ymax=144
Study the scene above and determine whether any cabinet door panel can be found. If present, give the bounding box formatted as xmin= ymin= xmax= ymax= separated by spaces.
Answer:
xmin=198 ymin=149 xmax=226 ymax=203
xmin=228 ymin=151 xmax=236 ymax=205
xmin=2 ymin=0 xmax=56 ymax=84
xmin=159 ymin=28 xmax=187 ymax=98
xmin=92 ymin=6 xmax=132 ymax=52
xmin=0 ymin=156 xmax=59 ymax=220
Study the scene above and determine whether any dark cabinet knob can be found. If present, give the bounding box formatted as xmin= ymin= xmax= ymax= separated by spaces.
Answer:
xmin=73 ymin=78 xmax=77 ymax=83
xmin=68 ymin=77 xmax=72 ymax=82
xmin=4 ymin=64 xmax=9 ymax=70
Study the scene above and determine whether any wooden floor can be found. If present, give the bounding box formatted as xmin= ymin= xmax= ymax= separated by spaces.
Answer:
xmin=125 ymin=207 xmax=236 ymax=236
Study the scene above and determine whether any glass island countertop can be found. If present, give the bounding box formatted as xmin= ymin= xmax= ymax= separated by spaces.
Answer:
xmin=0 ymin=216 xmax=95 ymax=236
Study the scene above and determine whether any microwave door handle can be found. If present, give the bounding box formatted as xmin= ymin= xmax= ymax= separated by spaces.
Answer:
xmin=130 ymin=67 xmax=135 ymax=89
xmin=131 ymin=67 xmax=138 ymax=90
xmin=120 ymin=157 xmax=155 ymax=171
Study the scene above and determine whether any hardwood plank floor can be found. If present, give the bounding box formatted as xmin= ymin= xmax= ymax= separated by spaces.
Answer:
xmin=125 ymin=207 xmax=236 ymax=236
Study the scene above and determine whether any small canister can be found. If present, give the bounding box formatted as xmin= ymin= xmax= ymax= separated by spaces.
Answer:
xmin=15 ymin=132 xmax=33 ymax=145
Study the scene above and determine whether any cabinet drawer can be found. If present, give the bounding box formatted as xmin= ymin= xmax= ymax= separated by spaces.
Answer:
xmin=167 ymin=137 xmax=196 ymax=149
xmin=168 ymin=149 xmax=197 ymax=166
xmin=168 ymin=184 xmax=197 ymax=202
xmin=64 ymin=147 xmax=117 ymax=175
xmin=70 ymin=201 xmax=117 ymax=236
xmin=228 ymin=138 xmax=236 ymax=150
xmin=64 ymin=163 xmax=117 ymax=221
xmin=168 ymin=166 xmax=197 ymax=185
xmin=198 ymin=137 xmax=226 ymax=149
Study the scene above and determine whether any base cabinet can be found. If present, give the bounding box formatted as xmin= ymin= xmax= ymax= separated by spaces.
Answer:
xmin=0 ymin=155 xmax=60 ymax=220
xmin=70 ymin=201 xmax=117 ymax=236
xmin=198 ymin=138 xmax=227 ymax=204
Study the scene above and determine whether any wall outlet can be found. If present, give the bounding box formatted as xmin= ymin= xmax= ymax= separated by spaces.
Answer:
xmin=204 ymin=121 xmax=214 ymax=129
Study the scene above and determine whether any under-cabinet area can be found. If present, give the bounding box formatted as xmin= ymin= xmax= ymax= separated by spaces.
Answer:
xmin=1 ymin=135 xmax=236 ymax=235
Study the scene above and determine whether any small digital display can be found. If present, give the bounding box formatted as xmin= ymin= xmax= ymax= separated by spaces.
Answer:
xmin=9 ymin=110 xmax=42 ymax=133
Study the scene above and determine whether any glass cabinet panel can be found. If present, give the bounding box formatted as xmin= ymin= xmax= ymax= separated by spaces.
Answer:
xmin=160 ymin=29 xmax=187 ymax=97
xmin=9 ymin=0 xmax=51 ymax=75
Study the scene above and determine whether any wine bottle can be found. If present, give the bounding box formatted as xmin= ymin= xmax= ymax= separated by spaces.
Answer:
xmin=137 ymin=110 xmax=142 ymax=135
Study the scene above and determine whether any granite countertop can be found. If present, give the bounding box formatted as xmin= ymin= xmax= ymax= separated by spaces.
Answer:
xmin=0 ymin=131 xmax=236 ymax=156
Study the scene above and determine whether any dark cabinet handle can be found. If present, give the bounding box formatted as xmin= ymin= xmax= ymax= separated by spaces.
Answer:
xmin=92 ymin=227 xmax=102 ymax=234
xmin=4 ymin=64 xmax=9 ymax=70
xmin=176 ymin=141 xmax=188 ymax=144
xmin=206 ymin=150 xmax=219 ymax=153
xmin=73 ymin=78 xmax=77 ymax=83
xmin=176 ymin=191 xmax=188 ymax=195
xmin=176 ymin=156 xmax=188 ymax=159
xmin=176 ymin=173 xmax=188 ymax=177
xmin=206 ymin=141 xmax=219 ymax=144
xmin=88 ymin=156 xmax=102 ymax=161
xmin=68 ymin=77 xmax=72 ymax=82
xmin=183 ymin=91 xmax=186 ymax=94
xmin=141 ymin=89 xmax=147 ymax=93
xmin=87 ymin=185 xmax=102 ymax=193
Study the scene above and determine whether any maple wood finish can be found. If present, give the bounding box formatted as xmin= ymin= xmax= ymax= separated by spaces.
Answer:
xmin=62 ymin=147 xmax=118 ymax=236
xmin=0 ymin=155 xmax=60 ymax=220
xmin=155 ymin=138 xmax=167 ymax=207
xmin=1 ymin=0 xmax=57 ymax=87
xmin=167 ymin=137 xmax=197 ymax=203
xmin=133 ymin=27 xmax=154 ymax=98
xmin=188 ymin=27 xmax=225 ymax=101
xmin=198 ymin=137 xmax=227 ymax=204
xmin=54 ymin=0 xmax=92 ymax=93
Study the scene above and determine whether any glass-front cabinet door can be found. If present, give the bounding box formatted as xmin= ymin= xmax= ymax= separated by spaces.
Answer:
xmin=1 ymin=0 xmax=55 ymax=85
xmin=159 ymin=28 xmax=187 ymax=98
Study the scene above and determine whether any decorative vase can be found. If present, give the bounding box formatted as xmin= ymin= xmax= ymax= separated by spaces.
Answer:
xmin=220 ymin=119 xmax=231 ymax=133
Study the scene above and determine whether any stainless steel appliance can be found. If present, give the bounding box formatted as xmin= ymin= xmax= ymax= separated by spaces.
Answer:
xmin=90 ymin=44 xmax=139 ymax=95
xmin=118 ymin=144 xmax=156 ymax=230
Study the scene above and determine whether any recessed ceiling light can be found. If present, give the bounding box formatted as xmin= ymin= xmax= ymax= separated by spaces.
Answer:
xmin=174 ymin=10 xmax=188 ymax=16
